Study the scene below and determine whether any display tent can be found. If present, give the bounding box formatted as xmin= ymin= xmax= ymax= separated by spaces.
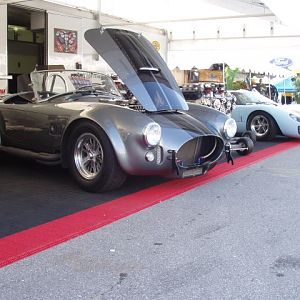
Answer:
xmin=4 ymin=0 xmax=300 ymax=76
xmin=273 ymin=77 xmax=296 ymax=93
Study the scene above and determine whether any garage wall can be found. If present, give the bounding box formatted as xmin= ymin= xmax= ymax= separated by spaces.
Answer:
xmin=0 ymin=5 xmax=8 ymax=94
xmin=3 ymin=1 xmax=167 ymax=78
xmin=47 ymin=12 xmax=102 ymax=71
xmin=47 ymin=12 xmax=168 ymax=74
xmin=100 ymin=14 xmax=168 ymax=62
xmin=8 ymin=41 xmax=40 ymax=74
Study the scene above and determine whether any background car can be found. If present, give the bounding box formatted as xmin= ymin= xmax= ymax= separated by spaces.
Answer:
xmin=230 ymin=89 xmax=300 ymax=140
xmin=0 ymin=28 xmax=238 ymax=192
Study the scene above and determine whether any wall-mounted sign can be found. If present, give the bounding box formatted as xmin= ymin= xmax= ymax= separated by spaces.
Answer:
xmin=54 ymin=28 xmax=78 ymax=54
xmin=270 ymin=57 xmax=293 ymax=69
xmin=152 ymin=40 xmax=160 ymax=51
xmin=199 ymin=70 xmax=223 ymax=83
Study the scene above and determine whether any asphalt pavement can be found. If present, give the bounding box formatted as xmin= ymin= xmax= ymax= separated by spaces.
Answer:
xmin=0 ymin=141 xmax=300 ymax=299
xmin=0 ymin=138 xmax=287 ymax=238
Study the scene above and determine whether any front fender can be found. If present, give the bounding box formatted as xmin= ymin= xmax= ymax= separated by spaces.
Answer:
xmin=62 ymin=104 xmax=156 ymax=173
xmin=187 ymin=103 xmax=229 ymax=140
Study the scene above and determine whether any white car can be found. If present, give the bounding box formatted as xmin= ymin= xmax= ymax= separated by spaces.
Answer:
xmin=230 ymin=89 xmax=300 ymax=140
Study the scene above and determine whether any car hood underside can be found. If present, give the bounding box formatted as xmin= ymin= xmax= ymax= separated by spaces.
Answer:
xmin=84 ymin=28 xmax=188 ymax=112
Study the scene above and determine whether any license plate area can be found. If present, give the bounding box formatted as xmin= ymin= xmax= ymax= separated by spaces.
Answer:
xmin=179 ymin=166 xmax=204 ymax=178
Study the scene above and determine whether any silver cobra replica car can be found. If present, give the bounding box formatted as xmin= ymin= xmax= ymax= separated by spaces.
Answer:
xmin=0 ymin=28 xmax=237 ymax=192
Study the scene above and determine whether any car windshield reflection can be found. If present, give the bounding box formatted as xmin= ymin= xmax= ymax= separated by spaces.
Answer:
xmin=30 ymin=70 xmax=121 ymax=101
xmin=232 ymin=90 xmax=276 ymax=105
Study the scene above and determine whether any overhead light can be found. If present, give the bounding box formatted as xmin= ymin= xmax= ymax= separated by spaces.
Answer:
xmin=8 ymin=25 xmax=27 ymax=31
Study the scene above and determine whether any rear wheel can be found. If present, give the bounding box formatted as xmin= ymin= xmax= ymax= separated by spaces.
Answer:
xmin=68 ymin=121 xmax=127 ymax=192
xmin=247 ymin=112 xmax=277 ymax=141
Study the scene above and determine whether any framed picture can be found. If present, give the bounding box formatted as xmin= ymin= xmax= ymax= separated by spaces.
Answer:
xmin=54 ymin=28 xmax=78 ymax=54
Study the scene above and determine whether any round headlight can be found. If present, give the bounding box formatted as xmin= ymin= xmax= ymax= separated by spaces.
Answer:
xmin=224 ymin=118 xmax=237 ymax=139
xmin=143 ymin=122 xmax=161 ymax=146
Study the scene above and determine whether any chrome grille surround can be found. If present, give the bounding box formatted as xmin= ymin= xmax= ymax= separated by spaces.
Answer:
xmin=176 ymin=135 xmax=224 ymax=168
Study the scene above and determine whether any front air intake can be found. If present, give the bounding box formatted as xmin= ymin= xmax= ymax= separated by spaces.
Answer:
xmin=176 ymin=136 xmax=224 ymax=166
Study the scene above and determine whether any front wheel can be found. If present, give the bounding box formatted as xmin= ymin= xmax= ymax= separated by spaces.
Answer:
xmin=236 ymin=137 xmax=254 ymax=156
xmin=242 ymin=130 xmax=256 ymax=144
xmin=68 ymin=122 xmax=127 ymax=192
xmin=247 ymin=112 xmax=277 ymax=141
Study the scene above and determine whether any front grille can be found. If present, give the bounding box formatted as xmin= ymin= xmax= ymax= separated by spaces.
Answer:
xmin=155 ymin=146 xmax=163 ymax=164
xmin=176 ymin=136 xmax=223 ymax=166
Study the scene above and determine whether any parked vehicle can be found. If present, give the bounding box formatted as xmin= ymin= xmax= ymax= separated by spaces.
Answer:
xmin=230 ymin=89 xmax=300 ymax=140
xmin=0 ymin=28 xmax=238 ymax=192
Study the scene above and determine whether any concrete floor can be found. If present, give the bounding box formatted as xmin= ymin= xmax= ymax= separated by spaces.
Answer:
xmin=1 ymin=143 xmax=300 ymax=299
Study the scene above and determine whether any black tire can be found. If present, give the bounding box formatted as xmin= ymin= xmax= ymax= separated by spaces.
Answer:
xmin=236 ymin=137 xmax=254 ymax=156
xmin=242 ymin=130 xmax=256 ymax=144
xmin=67 ymin=121 xmax=127 ymax=192
xmin=247 ymin=112 xmax=277 ymax=141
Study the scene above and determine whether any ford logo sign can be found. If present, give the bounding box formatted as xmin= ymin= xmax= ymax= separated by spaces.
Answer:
xmin=270 ymin=57 xmax=293 ymax=69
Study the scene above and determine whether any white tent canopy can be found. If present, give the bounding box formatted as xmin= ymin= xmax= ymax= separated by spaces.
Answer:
xmin=12 ymin=0 xmax=300 ymax=74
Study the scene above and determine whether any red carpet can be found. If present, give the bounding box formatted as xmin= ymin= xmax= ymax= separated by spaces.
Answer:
xmin=0 ymin=140 xmax=299 ymax=268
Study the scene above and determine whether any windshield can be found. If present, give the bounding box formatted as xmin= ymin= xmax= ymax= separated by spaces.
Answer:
xmin=30 ymin=70 xmax=121 ymax=101
xmin=232 ymin=90 xmax=275 ymax=105
xmin=85 ymin=28 xmax=188 ymax=112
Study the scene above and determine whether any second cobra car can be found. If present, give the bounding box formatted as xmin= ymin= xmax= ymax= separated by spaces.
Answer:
xmin=0 ymin=28 xmax=238 ymax=192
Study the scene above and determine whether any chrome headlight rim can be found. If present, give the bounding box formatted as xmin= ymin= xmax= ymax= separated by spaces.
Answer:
xmin=224 ymin=118 xmax=237 ymax=139
xmin=143 ymin=122 xmax=162 ymax=147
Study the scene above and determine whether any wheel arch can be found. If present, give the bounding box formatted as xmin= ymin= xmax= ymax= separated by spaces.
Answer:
xmin=246 ymin=110 xmax=282 ymax=135
xmin=60 ymin=117 xmax=125 ymax=168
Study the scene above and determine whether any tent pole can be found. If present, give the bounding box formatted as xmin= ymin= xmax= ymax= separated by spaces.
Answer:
xmin=283 ymin=76 xmax=286 ymax=104
xmin=249 ymin=70 xmax=252 ymax=90
xmin=97 ymin=0 xmax=101 ymax=23
xmin=268 ymin=73 xmax=271 ymax=99
xmin=223 ymin=62 xmax=225 ymax=88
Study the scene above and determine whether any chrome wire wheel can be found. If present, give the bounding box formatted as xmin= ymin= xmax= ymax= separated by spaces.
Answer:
xmin=250 ymin=115 xmax=269 ymax=137
xmin=74 ymin=133 xmax=104 ymax=180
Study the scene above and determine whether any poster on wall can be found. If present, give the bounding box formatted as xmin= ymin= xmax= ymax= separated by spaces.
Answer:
xmin=199 ymin=70 xmax=223 ymax=83
xmin=54 ymin=28 xmax=78 ymax=54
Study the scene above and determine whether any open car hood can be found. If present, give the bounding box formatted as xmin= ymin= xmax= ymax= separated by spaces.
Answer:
xmin=85 ymin=28 xmax=188 ymax=112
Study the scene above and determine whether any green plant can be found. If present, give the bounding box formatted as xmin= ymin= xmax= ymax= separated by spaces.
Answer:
xmin=225 ymin=67 xmax=240 ymax=90
xmin=232 ymin=81 xmax=247 ymax=90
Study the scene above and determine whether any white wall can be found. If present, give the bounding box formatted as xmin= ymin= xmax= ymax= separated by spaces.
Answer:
xmin=168 ymin=36 xmax=300 ymax=73
xmin=47 ymin=11 xmax=168 ymax=74
xmin=4 ymin=1 xmax=168 ymax=80
xmin=99 ymin=14 xmax=168 ymax=61
xmin=47 ymin=12 xmax=103 ymax=71
xmin=0 ymin=5 xmax=8 ymax=94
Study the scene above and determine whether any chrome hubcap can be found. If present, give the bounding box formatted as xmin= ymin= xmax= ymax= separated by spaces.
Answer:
xmin=74 ymin=133 xmax=104 ymax=180
xmin=250 ymin=115 xmax=269 ymax=137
